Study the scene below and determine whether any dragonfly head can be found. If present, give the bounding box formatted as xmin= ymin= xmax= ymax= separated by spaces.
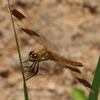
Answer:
xmin=28 ymin=51 xmax=40 ymax=62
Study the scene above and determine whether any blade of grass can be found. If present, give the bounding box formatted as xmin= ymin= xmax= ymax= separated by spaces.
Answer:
xmin=88 ymin=56 xmax=100 ymax=100
xmin=7 ymin=0 xmax=29 ymax=100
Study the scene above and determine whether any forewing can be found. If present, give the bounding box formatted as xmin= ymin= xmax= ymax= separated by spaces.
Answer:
xmin=11 ymin=9 xmax=60 ymax=53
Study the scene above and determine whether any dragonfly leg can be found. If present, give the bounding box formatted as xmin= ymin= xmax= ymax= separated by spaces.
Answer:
xmin=31 ymin=62 xmax=39 ymax=76
xmin=25 ymin=62 xmax=39 ymax=81
xmin=23 ymin=59 xmax=30 ymax=63
xmin=24 ymin=62 xmax=36 ymax=73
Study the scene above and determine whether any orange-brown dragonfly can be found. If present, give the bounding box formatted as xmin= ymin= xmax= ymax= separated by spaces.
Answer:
xmin=10 ymin=9 xmax=93 ymax=91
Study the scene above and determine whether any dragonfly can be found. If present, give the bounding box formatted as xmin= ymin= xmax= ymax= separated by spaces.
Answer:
xmin=10 ymin=9 xmax=93 ymax=92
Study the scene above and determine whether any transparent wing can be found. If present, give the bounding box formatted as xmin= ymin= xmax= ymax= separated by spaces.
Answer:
xmin=47 ymin=50 xmax=93 ymax=92
xmin=11 ymin=9 xmax=60 ymax=53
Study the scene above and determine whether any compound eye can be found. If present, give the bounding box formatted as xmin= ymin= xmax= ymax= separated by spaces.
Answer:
xmin=33 ymin=53 xmax=38 ymax=59
xmin=29 ymin=51 xmax=34 ymax=56
xmin=29 ymin=51 xmax=38 ymax=59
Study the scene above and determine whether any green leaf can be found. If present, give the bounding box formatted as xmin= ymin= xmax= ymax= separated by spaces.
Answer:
xmin=72 ymin=88 xmax=87 ymax=100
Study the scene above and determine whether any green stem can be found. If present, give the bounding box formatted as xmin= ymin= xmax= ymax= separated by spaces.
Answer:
xmin=7 ymin=0 xmax=29 ymax=100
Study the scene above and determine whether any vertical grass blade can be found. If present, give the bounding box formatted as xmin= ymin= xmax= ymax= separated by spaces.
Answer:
xmin=88 ymin=56 xmax=100 ymax=100
xmin=7 ymin=0 xmax=29 ymax=100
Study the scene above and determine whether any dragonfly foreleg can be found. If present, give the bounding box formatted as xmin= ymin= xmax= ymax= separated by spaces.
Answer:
xmin=24 ymin=62 xmax=36 ymax=73
xmin=25 ymin=62 xmax=39 ymax=81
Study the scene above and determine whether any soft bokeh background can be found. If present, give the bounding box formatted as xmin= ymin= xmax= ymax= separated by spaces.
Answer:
xmin=0 ymin=0 xmax=100 ymax=100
